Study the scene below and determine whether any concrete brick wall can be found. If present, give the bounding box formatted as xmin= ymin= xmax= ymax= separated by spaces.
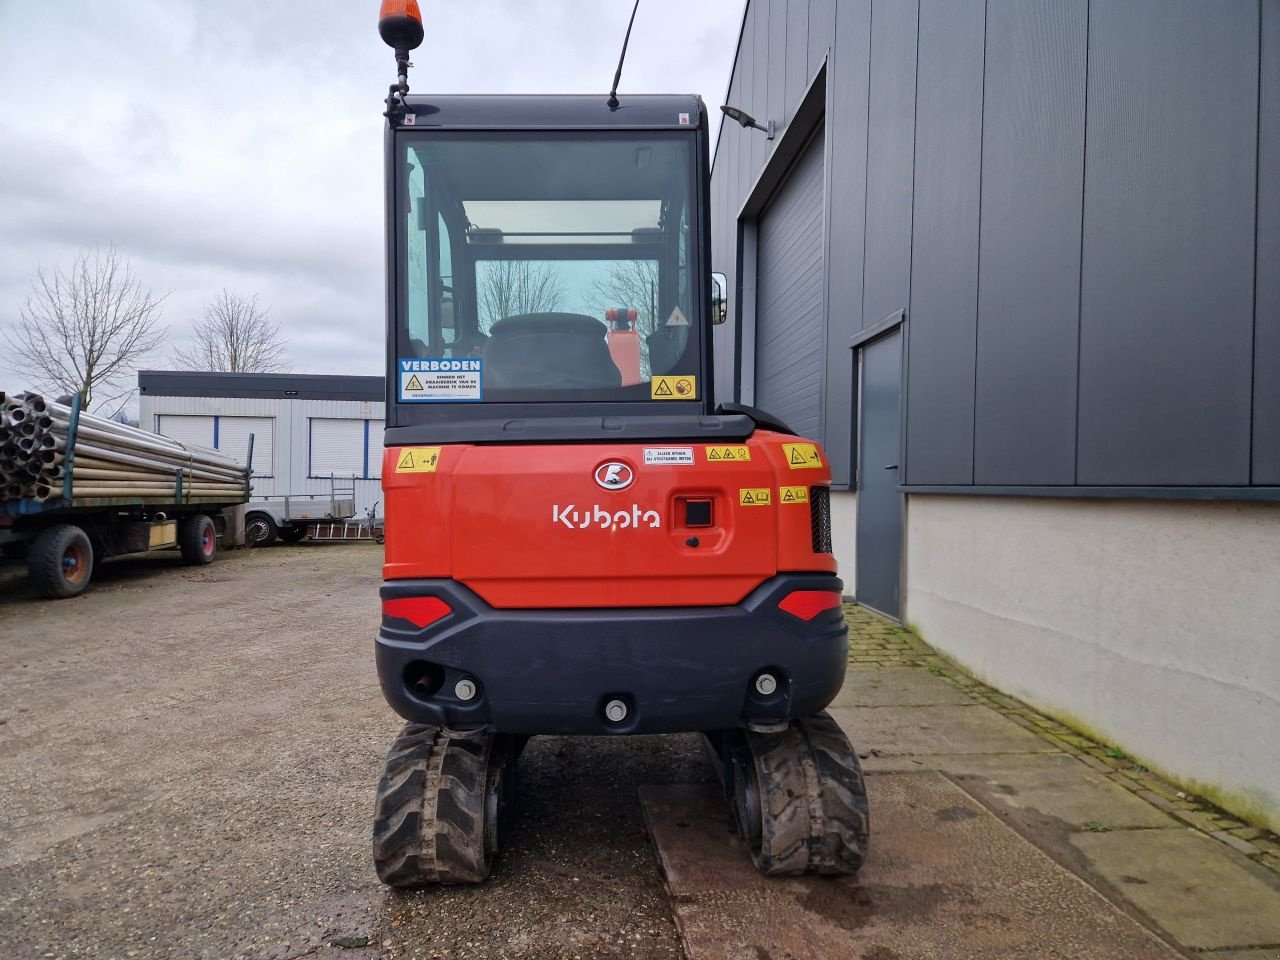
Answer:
xmin=904 ymin=494 xmax=1280 ymax=831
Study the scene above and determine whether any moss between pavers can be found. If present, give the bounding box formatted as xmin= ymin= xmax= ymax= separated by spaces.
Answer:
xmin=841 ymin=601 xmax=1280 ymax=875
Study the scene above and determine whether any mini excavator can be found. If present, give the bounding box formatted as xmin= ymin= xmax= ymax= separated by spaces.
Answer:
xmin=371 ymin=0 xmax=869 ymax=885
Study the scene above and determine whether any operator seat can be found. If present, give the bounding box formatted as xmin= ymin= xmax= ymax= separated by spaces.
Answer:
xmin=482 ymin=313 xmax=622 ymax=390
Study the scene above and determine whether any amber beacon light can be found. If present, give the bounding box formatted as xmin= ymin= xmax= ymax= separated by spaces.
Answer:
xmin=378 ymin=0 xmax=424 ymax=51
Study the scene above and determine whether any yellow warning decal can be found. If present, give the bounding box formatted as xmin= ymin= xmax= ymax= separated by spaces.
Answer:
xmin=395 ymin=446 xmax=442 ymax=473
xmin=404 ymin=374 xmax=424 ymax=392
xmin=778 ymin=485 xmax=809 ymax=504
xmin=782 ymin=442 xmax=823 ymax=470
xmin=705 ymin=445 xmax=752 ymax=462
xmin=651 ymin=375 xmax=697 ymax=400
xmin=738 ymin=488 xmax=772 ymax=506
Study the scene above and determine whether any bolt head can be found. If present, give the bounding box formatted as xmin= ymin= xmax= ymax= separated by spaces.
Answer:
xmin=454 ymin=678 xmax=477 ymax=701
xmin=754 ymin=673 xmax=778 ymax=696
xmin=604 ymin=699 xmax=628 ymax=723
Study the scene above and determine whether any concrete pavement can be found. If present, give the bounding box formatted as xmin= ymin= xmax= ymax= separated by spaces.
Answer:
xmin=642 ymin=605 xmax=1280 ymax=959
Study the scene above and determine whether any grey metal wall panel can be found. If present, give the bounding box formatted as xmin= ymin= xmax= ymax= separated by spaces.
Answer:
xmin=756 ymin=129 xmax=827 ymax=438
xmin=751 ymin=0 xmax=771 ymax=179
xmin=1255 ymin=0 xmax=1280 ymax=483
xmin=823 ymin=0 xmax=872 ymax=485
xmin=861 ymin=0 xmax=918 ymax=332
xmin=903 ymin=0 xmax=985 ymax=485
xmin=973 ymin=0 xmax=1087 ymax=485
xmin=808 ymin=0 xmax=836 ymax=76
xmin=1077 ymin=0 xmax=1259 ymax=485
xmin=767 ymin=0 xmax=788 ymax=161
xmin=785 ymin=0 xmax=811 ymax=130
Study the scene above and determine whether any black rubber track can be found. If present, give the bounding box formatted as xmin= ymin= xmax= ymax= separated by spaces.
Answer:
xmin=372 ymin=723 xmax=497 ymax=886
xmin=740 ymin=711 xmax=870 ymax=876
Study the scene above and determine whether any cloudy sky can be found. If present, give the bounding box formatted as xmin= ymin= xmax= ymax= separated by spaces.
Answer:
xmin=0 ymin=0 xmax=741 ymax=404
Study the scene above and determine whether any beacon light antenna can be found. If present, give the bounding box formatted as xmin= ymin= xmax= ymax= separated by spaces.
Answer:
xmin=607 ymin=0 xmax=641 ymax=110
xmin=379 ymin=0 xmax=425 ymax=119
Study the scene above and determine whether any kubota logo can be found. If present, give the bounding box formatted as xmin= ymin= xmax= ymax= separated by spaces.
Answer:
xmin=553 ymin=504 xmax=662 ymax=530
xmin=594 ymin=461 xmax=634 ymax=491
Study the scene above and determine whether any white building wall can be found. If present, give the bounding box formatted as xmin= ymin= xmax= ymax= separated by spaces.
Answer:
xmin=904 ymin=494 xmax=1280 ymax=831
xmin=830 ymin=490 xmax=857 ymax=595
xmin=138 ymin=394 xmax=386 ymax=517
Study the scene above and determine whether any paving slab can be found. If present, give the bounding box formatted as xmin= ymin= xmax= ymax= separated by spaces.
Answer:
xmin=894 ymin=752 xmax=1179 ymax=830
xmin=837 ymin=667 xmax=978 ymax=707
xmin=1071 ymin=828 xmax=1280 ymax=950
xmin=831 ymin=702 xmax=1058 ymax=757
xmin=640 ymin=773 xmax=1183 ymax=960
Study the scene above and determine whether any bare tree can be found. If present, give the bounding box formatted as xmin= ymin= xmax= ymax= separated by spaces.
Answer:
xmin=590 ymin=259 xmax=660 ymax=338
xmin=476 ymin=261 xmax=565 ymax=332
xmin=4 ymin=246 xmax=167 ymax=413
xmin=172 ymin=290 xmax=287 ymax=373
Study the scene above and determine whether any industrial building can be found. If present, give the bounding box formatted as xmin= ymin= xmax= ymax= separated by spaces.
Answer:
xmin=710 ymin=0 xmax=1279 ymax=829
xmin=138 ymin=371 xmax=386 ymax=517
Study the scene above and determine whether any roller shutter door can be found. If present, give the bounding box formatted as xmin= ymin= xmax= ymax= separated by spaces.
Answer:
xmin=310 ymin=418 xmax=364 ymax=479
xmin=156 ymin=415 xmax=215 ymax=449
xmin=217 ymin=417 xmax=274 ymax=476
xmin=755 ymin=127 xmax=826 ymax=439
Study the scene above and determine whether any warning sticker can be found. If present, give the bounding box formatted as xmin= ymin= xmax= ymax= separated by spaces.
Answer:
xmin=395 ymin=446 xmax=442 ymax=473
xmin=399 ymin=358 xmax=482 ymax=402
xmin=779 ymin=485 xmax=809 ymax=504
xmin=782 ymin=442 xmax=823 ymax=470
xmin=738 ymin=488 xmax=772 ymax=506
xmin=643 ymin=447 xmax=694 ymax=465
xmin=665 ymin=306 xmax=689 ymax=327
xmin=651 ymin=375 xmax=697 ymax=400
xmin=705 ymin=445 xmax=751 ymax=462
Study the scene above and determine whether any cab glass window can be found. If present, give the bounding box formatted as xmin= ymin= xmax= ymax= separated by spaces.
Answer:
xmin=397 ymin=134 xmax=700 ymax=404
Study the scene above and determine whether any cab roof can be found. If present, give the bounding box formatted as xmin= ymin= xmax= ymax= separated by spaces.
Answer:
xmin=395 ymin=94 xmax=706 ymax=131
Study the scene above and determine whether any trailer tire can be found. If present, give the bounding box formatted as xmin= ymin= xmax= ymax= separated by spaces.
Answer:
xmin=279 ymin=524 xmax=308 ymax=544
xmin=178 ymin=514 xmax=217 ymax=565
xmin=29 ymin=524 xmax=94 ymax=599
xmin=245 ymin=512 xmax=278 ymax=547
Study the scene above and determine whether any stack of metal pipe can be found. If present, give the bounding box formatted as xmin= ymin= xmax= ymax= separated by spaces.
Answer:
xmin=0 ymin=391 xmax=249 ymax=503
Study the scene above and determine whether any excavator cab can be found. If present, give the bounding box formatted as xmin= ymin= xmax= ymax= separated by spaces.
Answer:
xmin=371 ymin=1 xmax=869 ymax=887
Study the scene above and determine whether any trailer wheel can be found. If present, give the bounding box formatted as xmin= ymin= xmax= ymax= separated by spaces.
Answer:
xmin=279 ymin=524 xmax=308 ymax=544
xmin=245 ymin=512 xmax=278 ymax=547
xmin=29 ymin=524 xmax=94 ymax=599
xmin=179 ymin=514 xmax=217 ymax=565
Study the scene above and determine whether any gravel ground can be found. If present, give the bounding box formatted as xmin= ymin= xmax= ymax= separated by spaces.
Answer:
xmin=0 ymin=542 xmax=712 ymax=960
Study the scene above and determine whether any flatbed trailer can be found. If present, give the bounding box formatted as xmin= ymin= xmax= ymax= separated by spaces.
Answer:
xmin=243 ymin=477 xmax=358 ymax=546
xmin=0 ymin=395 xmax=250 ymax=598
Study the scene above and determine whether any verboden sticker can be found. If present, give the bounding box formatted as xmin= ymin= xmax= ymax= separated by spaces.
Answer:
xmin=643 ymin=447 xmax=694 ymax=465
xmin=399 ymin=358 xmax=482 ymax=402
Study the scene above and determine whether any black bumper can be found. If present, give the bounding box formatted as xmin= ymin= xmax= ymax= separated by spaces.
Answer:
xmin=375 ymin=574 xmax=848 ymax=735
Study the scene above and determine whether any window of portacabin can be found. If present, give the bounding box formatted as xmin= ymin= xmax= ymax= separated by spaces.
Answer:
xmin=307 ymin=418 xmax=384 ymax=481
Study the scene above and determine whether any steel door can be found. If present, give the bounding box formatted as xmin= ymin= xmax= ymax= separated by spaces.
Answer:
xmin=855 ymin=329 xmax=903 ymax=619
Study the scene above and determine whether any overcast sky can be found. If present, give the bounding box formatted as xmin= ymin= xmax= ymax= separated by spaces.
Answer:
xmin=0 ymin=0 xmax=742 ymax=401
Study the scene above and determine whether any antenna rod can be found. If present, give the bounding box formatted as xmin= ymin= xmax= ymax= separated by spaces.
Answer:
xmin=607 ymin=0 xmax=641 ymax=109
